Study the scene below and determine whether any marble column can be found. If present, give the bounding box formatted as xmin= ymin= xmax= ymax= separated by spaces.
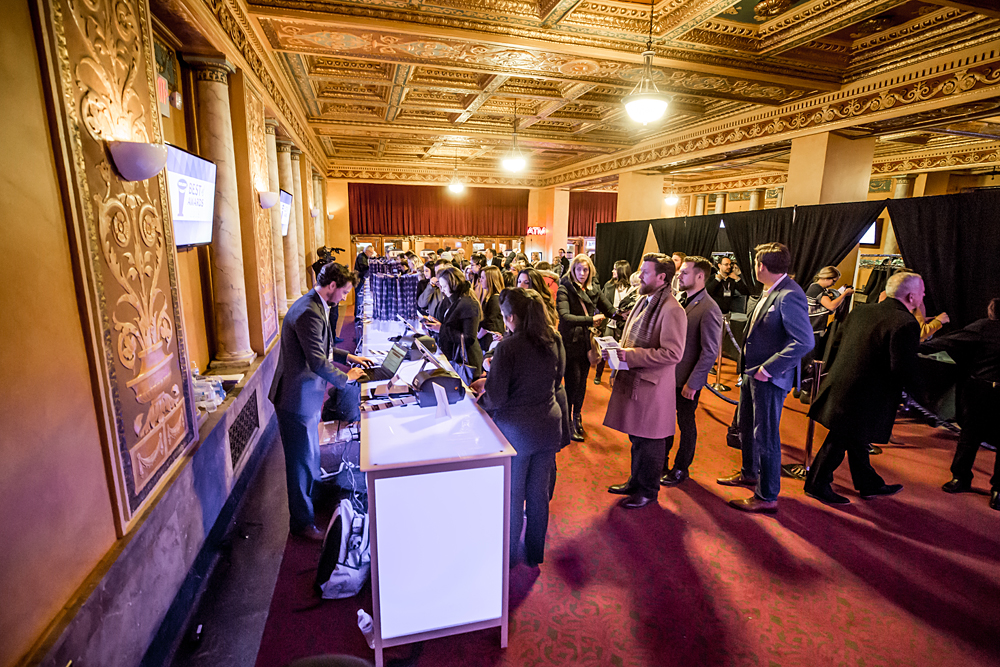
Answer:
xmin=264 ymin=120 xmax=287 ymax=316
xmin=290 ymin=148 xmax=308 ymax=295
xmin=313 ymin=174 xmax=325 ymax=251
xmin=893 ymin=174 xmax=915 ymax=199
xmin=884 ymin=174 xmax=916 ymax=254
xmin=714 ymin=192 xmax=727 ymax=214
xmin=276 ymin=140 xmax=301 ymax=302
xmin=694 ymin=194 xmax=706 ymax=216
xmin=189 ymin=58 xmax=255 ymax=368
xmin=749 ymin=188 xmax=765 ymax=211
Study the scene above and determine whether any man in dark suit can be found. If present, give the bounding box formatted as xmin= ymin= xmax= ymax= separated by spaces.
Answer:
xmin=718 ymin=243 xmax=813 ymax=514
xmin=922 ymin=297 xmax=1000 ymax=510
xmin=484 ymin=247 xmax=503 ymax=268
xmin=804 ymin=272 xmax=924 ymax=505
xmin=661 ymin=256 xmax=723 ymax=486
xmin=353 ymin=244 xmax=375 ymax=318
xmin=269 ymin=263 xmax=372 ymax=540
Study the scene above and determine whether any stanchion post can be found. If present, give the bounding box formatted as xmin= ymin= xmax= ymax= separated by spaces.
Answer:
xmin=710 ymin=314 xmax=730 ymax=391
xmin=803 ymin=359 xmax=824 ymax=470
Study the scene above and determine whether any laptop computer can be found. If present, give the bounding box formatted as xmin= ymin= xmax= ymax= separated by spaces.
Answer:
xmin=360 ymin=342 xmax=408 ymax=382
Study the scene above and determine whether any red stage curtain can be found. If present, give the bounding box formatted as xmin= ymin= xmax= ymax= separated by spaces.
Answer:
xmin=569 ymin=191 xmax=617 ymax=237
xmin=348 ymin=183 xmax=529 ymax=237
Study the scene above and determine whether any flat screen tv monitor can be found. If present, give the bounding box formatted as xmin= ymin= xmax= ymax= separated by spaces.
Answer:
xmin=165 ymin=144 xmax=217 ymax=247
xmin=279 ymin=189 xmax=293 ymax=236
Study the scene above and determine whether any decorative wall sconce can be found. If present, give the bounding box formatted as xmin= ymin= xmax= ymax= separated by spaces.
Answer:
xmin=258 ymin=190 xmax=280 ymax=209
xmin=107 ymin=141 xmax=168 ymax=182
xmin=310 ymin=208 xmax=321 ymax=218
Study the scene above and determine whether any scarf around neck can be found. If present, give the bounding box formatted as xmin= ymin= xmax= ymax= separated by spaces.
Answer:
xmin=621 ymin=284 xmax=670 ymax=350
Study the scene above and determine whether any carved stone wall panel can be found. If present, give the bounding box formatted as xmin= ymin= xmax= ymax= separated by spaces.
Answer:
xmin=245 ymin=85 xmax=280 ymax=348
xmin=33 ymin=0 xmax=197 ymax=531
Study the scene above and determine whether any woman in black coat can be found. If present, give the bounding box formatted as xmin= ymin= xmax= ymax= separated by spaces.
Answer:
xmin=557 ymin=254 xmax=614 ymax=441
xmin=424 ymin=266 xmax=483 ymax=379
xmin=472 ymin=288 xmax=569 ymax=567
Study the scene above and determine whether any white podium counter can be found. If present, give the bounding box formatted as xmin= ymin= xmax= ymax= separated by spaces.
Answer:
xmin=358 ymin=321 xmax=514 ymax=666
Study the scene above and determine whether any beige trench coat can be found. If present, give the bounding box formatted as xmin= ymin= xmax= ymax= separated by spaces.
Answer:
xmin=603 ymin=291 xmax=687 ymax=439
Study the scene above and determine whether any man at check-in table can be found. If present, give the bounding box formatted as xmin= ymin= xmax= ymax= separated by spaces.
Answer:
xmin=269 ymin=262 xmax=374 ymax=541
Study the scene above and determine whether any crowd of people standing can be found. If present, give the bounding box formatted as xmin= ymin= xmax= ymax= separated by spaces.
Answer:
xmin=282 ymin=242 xmax=998 ymax=567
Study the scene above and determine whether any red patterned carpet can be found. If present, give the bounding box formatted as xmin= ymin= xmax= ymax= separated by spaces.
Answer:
xmin=255 ymin=357 xmax=1000 ymax=667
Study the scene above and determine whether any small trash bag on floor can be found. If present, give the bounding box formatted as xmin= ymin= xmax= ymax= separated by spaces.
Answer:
xmin=315 ymin=498 xmax=370 ymax=599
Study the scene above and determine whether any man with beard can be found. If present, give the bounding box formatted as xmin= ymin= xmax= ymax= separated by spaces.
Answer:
xmin=603 ymin=253 xmax=687 ymax=509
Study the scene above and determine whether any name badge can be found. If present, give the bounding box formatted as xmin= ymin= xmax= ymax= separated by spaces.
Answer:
xmin=723 ymin=287 xmax=731 ymax=298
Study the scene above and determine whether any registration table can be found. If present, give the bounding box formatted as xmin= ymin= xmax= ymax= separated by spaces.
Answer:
xmin=358 ymin=321 xmax=515 ymax=667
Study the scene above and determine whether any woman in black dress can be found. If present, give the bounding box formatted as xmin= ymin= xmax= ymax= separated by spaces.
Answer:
xmin=424 ymin=266 xmax=484 ymax=379
xmin=477 ymin=265 xmax=505 ymax=352
xmin=557 ymin=254 xmax=614 ymax=441
xmin=471 ymin=288 xmax=569 ymax=567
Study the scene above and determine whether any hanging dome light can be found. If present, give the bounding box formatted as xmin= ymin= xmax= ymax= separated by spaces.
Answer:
xmin=664 ymin=192 xmax=679 ymax=206
xmin=623 ymin=0 xmax=669 ymax=125
xmin=502 ymin=145 xmax=526 ymax=173
xmin=501 ymin=101 xmax=527 ymax=173
xmin=447 ymin=146 xmax=465 ymax=193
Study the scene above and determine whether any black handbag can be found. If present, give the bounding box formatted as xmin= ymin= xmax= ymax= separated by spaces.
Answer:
xmin=454 ymin=334 xmax=477 ymax=387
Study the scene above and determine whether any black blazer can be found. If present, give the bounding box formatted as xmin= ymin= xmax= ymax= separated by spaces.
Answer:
xmin=809 ymin=298 xmax=919 ymax=443
xmin=354 ymin=252 xmax=369 ymax=280
xmin=557 ymin=275 xmax=614 ymax=355
xmin=438 ymin=293 xmax=484 ymax=376
xmin=479 ymin=294 xmax=503 ymax=351
xmin=480 ymin=332 xmax=570 ymax=454
xmin=269 ymin=290 xmax=349 ymax=418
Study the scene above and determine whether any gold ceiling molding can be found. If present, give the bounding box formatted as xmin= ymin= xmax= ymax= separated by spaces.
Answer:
xmin=259 ymin=18 xmax=812 ymax=104
xmin=540 ymin=47 xmax=1000 ymax=187
xmin=852 ymin=8 xmax=966 ymax=53
xmin=248 ymin=1 xmax=837 ymax=88
xmin=676 ymin=174 xmax=788 ymax=194
xmin=848 ymin=15 xmax=997 ymax=72
xmin=758 ymin=0 xmax=906 ymax=54
xmin=328 ymin=168 xmax=533 ymax=187
xmin=871 ymin=141 xmax=1000 ymax=175
xmin=198 ymin=0 xmax=324 ymax=165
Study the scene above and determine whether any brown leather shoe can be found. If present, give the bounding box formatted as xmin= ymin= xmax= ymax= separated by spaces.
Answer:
xmin=716 ymin=471 xmax=758 ymax=488
xmin=728 ymin=496 xmax=778 ymax=514
xmin=292 ymin=524 xmax=325 ymax=541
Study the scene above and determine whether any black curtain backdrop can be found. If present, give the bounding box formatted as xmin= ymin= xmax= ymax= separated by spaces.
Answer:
xmin=889 ymin=190 xmax=1000 ymax=327
xmin=595 ymin=219 xmax=651 ymax=286
xmin=650 ymin=214 xmax=722 ymax=260
xmin=569 ymin=191 xmax=617 ymax=237
xmin=724 ymin=199 xmax=889 ymax=293
xmin=349 ymin=183 xmax=529 ymax=236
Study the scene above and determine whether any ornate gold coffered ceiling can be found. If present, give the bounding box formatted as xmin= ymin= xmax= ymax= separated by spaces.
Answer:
xmin=240 ymin=0 xmax=1000 ymax=188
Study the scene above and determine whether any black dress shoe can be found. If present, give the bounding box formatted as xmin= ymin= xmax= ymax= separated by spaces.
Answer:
xmin=593 ymin=377 xmax=602 ymax=385
xmin=619 ymin=494 xmax=656 ymax=509
xmin=291 ymin=525 xmax=325 ymax=542
xmin=868 ymin=444 xmax=883 ymax=455
xmin=860 ymin=483 xmax=903 ymax=499
xmin=805 ymin=485 xmax=851 ymax=505
xmin=942 ymin=478 xmax=973 ymax=494
xmin=990 ymin=489 xmax=999 ymax=511
xmin=659 ymin=469 xmax=689 ymax=486
xmin=608 ymin=482 xmax=636 ymax=495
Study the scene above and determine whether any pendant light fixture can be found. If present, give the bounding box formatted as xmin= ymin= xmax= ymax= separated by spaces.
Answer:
xmin=448 ymin=146 xmax=465 ymax=194
xmin=664 ymin=175 xmax=679 ymax=206
xmin=502 ymin=100 xmax=526 ymax=173
xmin=623 ymin=0 xmax=669 ymax=125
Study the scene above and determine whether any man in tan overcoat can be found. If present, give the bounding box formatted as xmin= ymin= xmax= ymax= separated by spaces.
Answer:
xmin=603 ymin=253 xmax=687 ymax=509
